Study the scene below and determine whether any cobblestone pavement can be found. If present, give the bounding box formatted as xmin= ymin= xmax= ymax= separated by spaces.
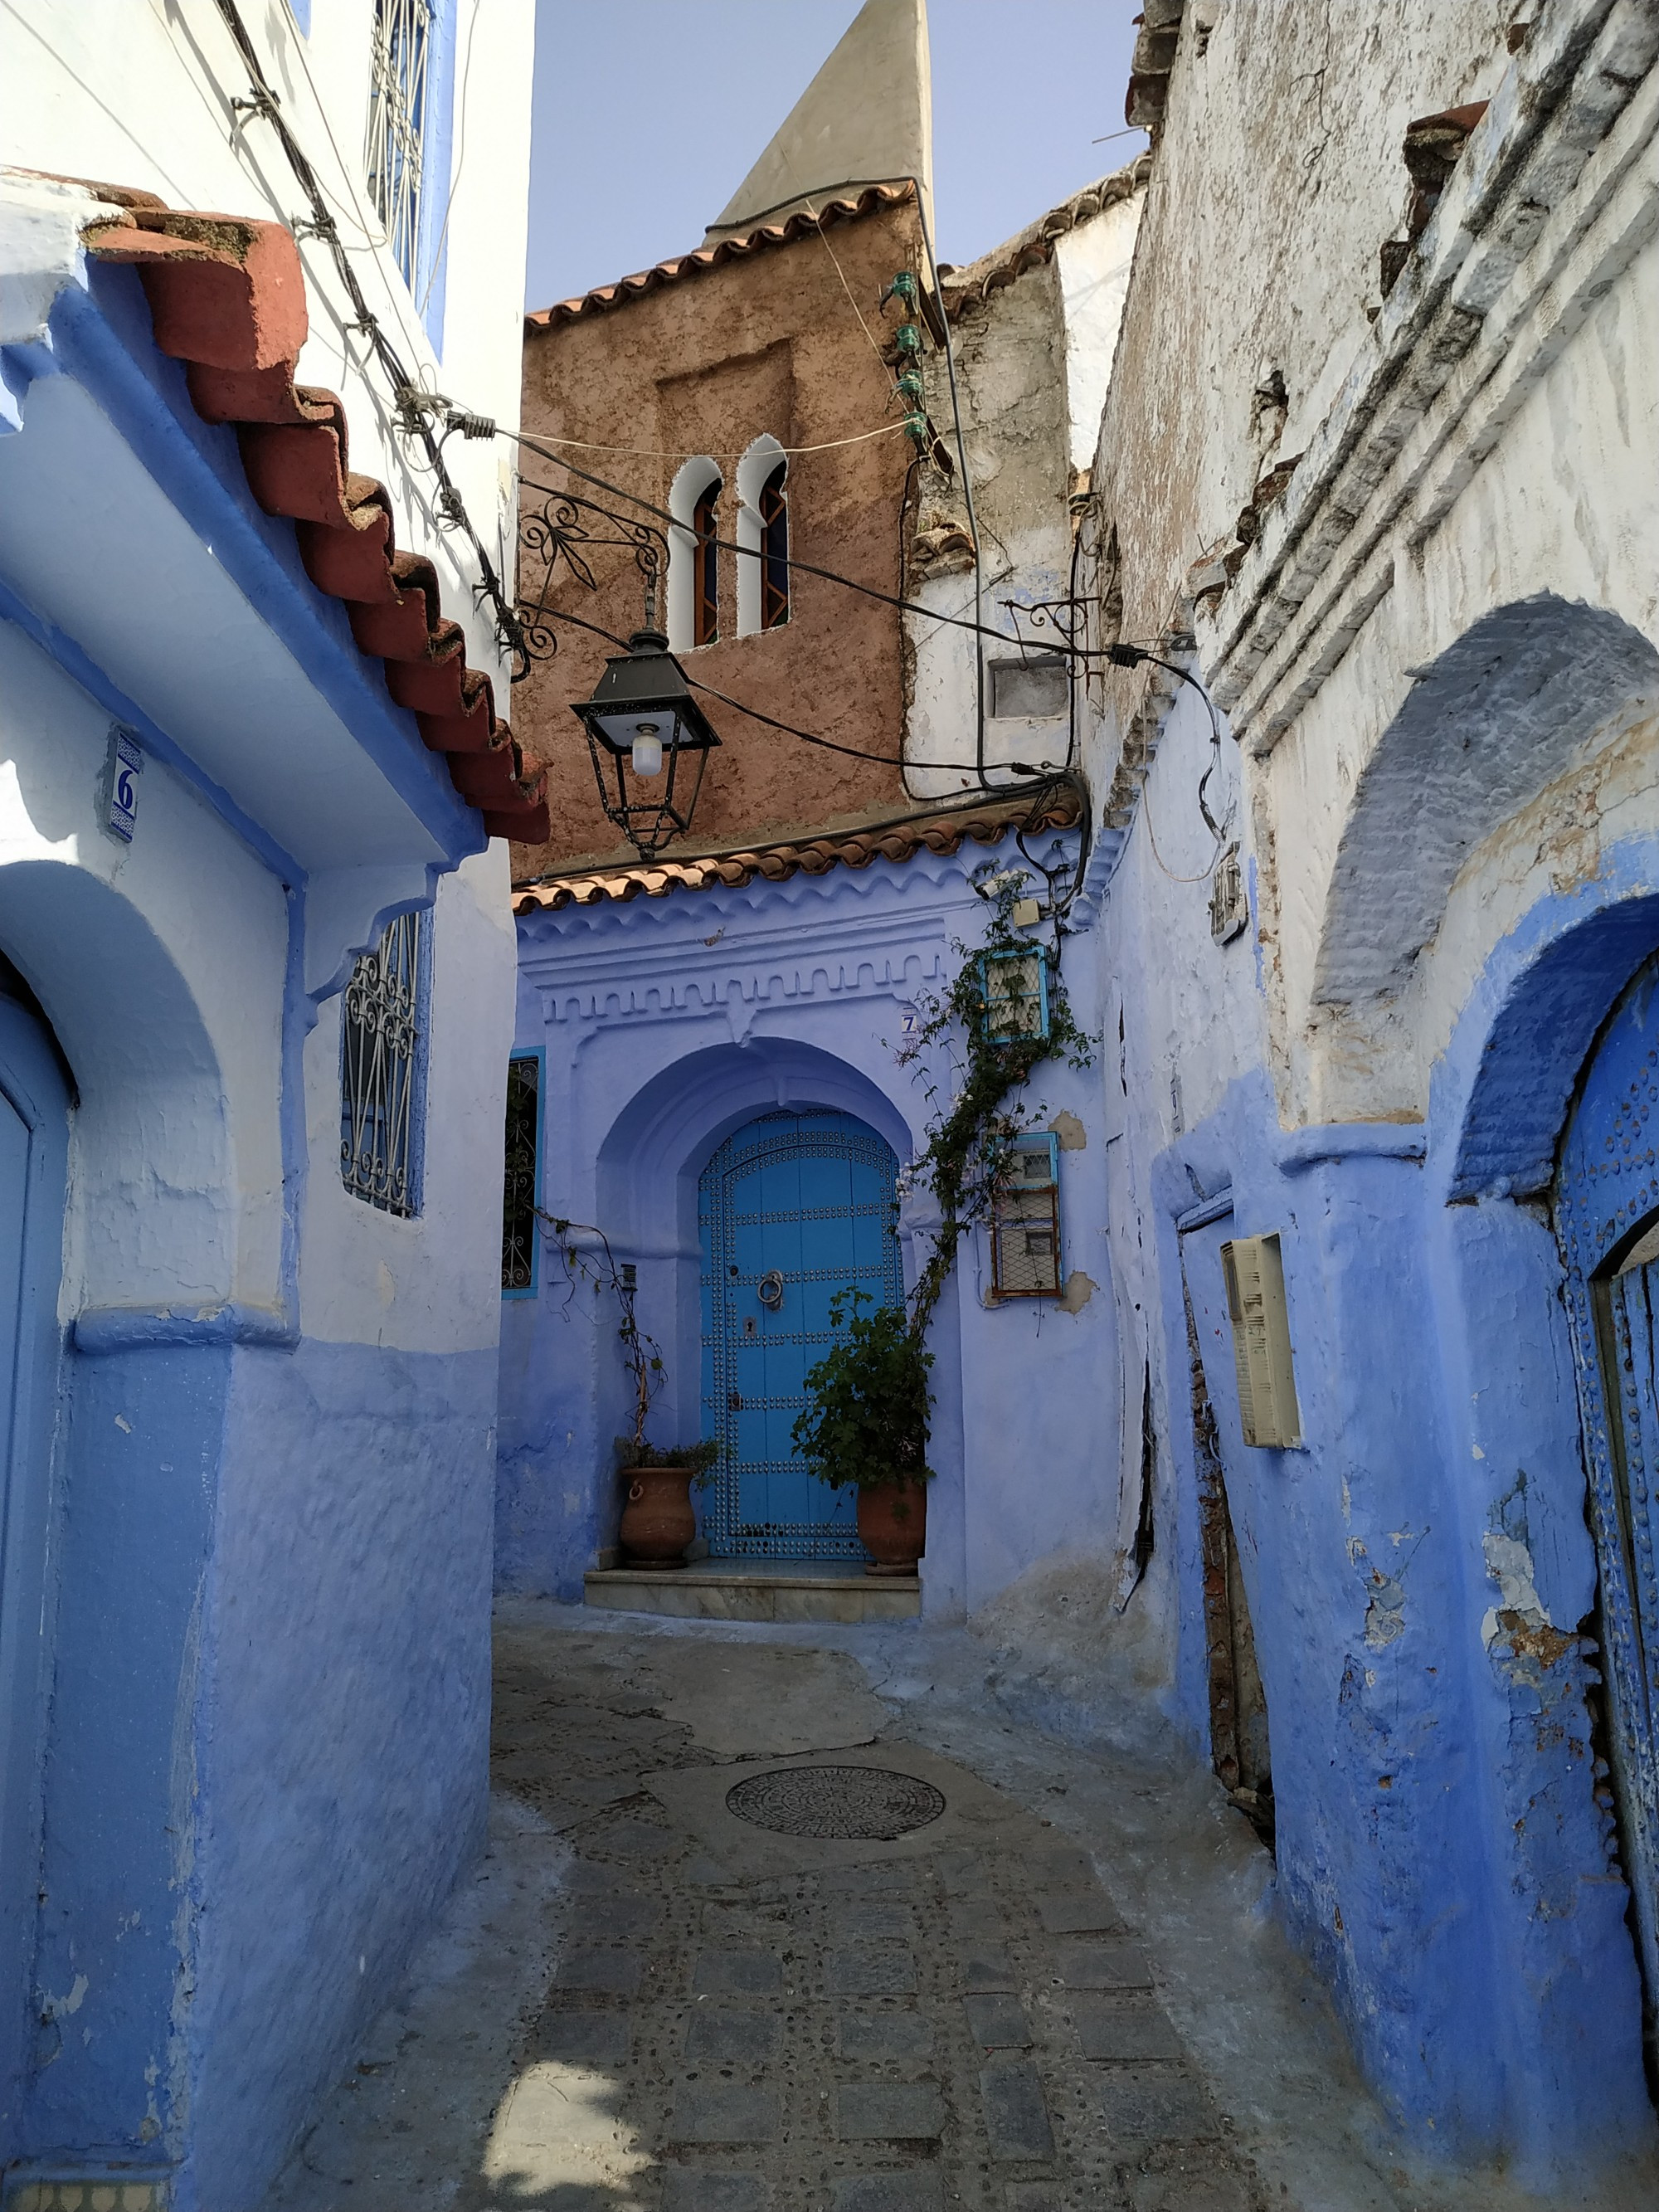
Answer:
xmin=262 ymin=1606 xmax=1659 ymax=2212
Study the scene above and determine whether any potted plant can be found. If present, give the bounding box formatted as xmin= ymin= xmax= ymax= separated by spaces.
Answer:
xmin=792 ymin=1289 xmax=935 ymax=1576
xmin=615 ymin=1435 xmax=720 ymax=1569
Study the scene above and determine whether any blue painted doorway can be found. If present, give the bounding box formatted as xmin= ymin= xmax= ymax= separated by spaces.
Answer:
xmin=1557 ymin=952 xmax=1659 ymax=2088
xmin=0 ymin=990 xmax=70 ymax=2143
xmin=698 ymin=1109 xmax=902 ymax=1558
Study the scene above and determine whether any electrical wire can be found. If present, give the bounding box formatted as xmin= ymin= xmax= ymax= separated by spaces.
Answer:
xmin=512 ymin=431 xmax=1159 ymax=667
xmin=211 ymin=0 xmax=521 ymax=670
xmin=533 ymin=595 xmax=1063 ymax=779
xmin=521 ymin=422 xmax=911 ymax=463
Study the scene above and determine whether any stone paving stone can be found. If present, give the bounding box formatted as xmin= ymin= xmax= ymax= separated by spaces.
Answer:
xmin=834 ymin=2083 xmax=946 ymax=2141
xmin=554 ymin=1945 xmax=644 ymax=1995
xmin=1094 ymin=2065 xmax=1219 ymax=2144
xmin=672 ymin=2083 xmax=782 ymax=2145
xmin=1070 ymin=1994 xmax=1184 ymax=2063
xmin=1029 ymin=1844 xmax=1096 ymax=1885
xmin=529 ymin=2008 xmax=634 ymax=2065
xmin=963 ymin=1992 xmax=1033 ymax=2050
xmin=685 ymin=2006 xmax=781 ymax=2062
xmin=933 ymin=1846 xmax=993 ymax=1895
xmin=1129 ymin=2165 xmax=1253 ymax=2212
xmin=577 ymin=1891 xmax=664 ymax=1940
xmin=1053 ymin=1940 xmax=1154 ymax=1990
xmin=980 ymin=2059 xmax=1056 ymax=2162
xmin=593 ymin=1816 xmax=679 ymax=1859
xmin=663 ymin=2170 xmax=770 ymax=2211
xmin=946 ymin=1896 xmax=1008 ymax=1942
xmin=838 ymin=2010 xmax=936 ymax=2059
xmin=693 ymin=1946 xmax=784 ymax=1995
xmin=961 ymin=1942 xmax=1019 ymax=1993
xmin=831 ymin=2175 xmax=944 ymax=2212
xmin=1034 ymin=1892 xmax=1121 ymax=1936
xmin=826 ymin=1942 xmax=917 ymax=1996
xmin=825 ymin=1898 xmax=918 ymax=1942
xmin=1005 ymin=2187 xmax=1063 ymax=2212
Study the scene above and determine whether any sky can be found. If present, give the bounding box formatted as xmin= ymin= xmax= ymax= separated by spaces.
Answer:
xmin=524 ymin=1 xmax=1148 ymax=311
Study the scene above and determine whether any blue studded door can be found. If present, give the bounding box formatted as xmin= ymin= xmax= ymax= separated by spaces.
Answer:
xmin=699 ymin=1110 xmax=903 ymax=1558
xmin=1557 ymin=953 xmax=1659 ymax=2075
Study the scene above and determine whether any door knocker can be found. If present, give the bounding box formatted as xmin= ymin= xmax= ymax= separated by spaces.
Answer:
xmin=757 ymin=1269 xmax=785 ymax=1312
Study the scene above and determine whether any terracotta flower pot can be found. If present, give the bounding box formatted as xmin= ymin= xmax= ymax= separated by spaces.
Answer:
xmin=857 ymin=1483 xmax=927 ymax=1577
xmin=619 ymin=1464 xmax=696 ymax=1568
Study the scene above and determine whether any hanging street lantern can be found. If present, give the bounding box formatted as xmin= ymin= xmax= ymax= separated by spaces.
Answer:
xmin=571 ymin=628 xmax=722 ymax=860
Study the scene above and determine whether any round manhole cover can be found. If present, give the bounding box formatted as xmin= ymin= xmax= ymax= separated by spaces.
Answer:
xmin=724 ymin=1765 xmax=946 ymax=1840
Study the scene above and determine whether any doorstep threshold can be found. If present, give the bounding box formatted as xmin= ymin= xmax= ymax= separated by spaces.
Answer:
xmin=584 ymin=1559 xmax=920 ymax=1623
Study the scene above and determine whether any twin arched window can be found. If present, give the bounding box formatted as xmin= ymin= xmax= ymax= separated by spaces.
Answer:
xmin=669 ymin=438 xmax=790 ymax=650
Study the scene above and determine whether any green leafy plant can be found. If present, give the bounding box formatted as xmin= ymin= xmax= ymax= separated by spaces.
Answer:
xmin=791 ymin=1289 xmax=934 ymax=1494
xmin=615 ymin=1435 xmax=721 ymax=1480
xmin=902 ymin=870 xmax=1092 ymax=1334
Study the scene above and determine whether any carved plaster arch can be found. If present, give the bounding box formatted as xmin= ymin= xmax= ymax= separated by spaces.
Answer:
xmin=0 ymin=860 xmax=234 ymax=1320
xmin=735 ymin=433 xmax=786 ymax=637
xmin=1312 ymin=595 xmax=1659 ymax=1012
xmin=668 ymin=455 xmax=722 ymax=651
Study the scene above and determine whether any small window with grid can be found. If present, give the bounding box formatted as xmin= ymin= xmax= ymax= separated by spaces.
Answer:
xmin=991 ymin=1133 xmax=1063 ymax=1298
xmin=365 ymin=0 xmax=434 ymax=292
xmin=980 ymin=947 xmax=1051 ymax=1043
xmin=340 ymin=910 xmax=425 ymax=1218
xmin=501 ymin=1054 xmax=541 ymax=1294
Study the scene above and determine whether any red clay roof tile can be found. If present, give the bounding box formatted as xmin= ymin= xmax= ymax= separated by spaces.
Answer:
xmin=82 ymin=198 xmax=548 ymax=845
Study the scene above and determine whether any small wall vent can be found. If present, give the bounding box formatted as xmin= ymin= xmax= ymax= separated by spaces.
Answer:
xmin=1219 ymin=1233 xmax=1301 ymax=1447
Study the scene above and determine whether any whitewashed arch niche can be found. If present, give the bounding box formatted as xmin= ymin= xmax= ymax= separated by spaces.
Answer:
xmin=669 ymin=457 xmax=722 ymax=650
xmin=737 ymin=435 xmax=789 ymax=636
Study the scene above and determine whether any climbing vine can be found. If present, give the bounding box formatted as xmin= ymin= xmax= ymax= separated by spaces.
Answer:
xmin=900 ymin=870 xmax=1092 ymax=1337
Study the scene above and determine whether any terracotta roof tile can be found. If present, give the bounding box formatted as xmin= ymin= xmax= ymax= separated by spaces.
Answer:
xmin=510 ymin=789 xmax=1080 ymax=914
xmin=80 ymin=197 xmax=548 ymax=844
xmin=524 ymin=183 xmax=917 ymax=332
xmin=938 ymin=157 xmax=1151 ymax=321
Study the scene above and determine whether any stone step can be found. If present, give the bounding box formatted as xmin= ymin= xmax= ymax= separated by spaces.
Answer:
xmin=583 ymin=1560 xmax=921 ymax=1624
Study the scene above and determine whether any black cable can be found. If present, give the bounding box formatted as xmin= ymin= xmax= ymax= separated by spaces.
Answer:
xmin=515 ymin=776 xmax=1082 ymax=890
xmin=513 ymin=435 xmax=1159 ymax=669
xmin=212 ymin=0 xmax=523 ymax=669
xmin=1107 ymin=641 xmax=1233 ymax=867
xmin=538 ymin=596 xmax=1059 ymax=778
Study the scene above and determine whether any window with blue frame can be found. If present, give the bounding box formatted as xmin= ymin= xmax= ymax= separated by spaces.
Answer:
xmin=501 ymin=1053 xmax=542 ymax=1294
xmin=340 ymin=910 xmax=426 ymax=1217
xmin=980 ymin=946 xmax=1050 ymax=1043
xmin=364 ymin=0 xmax=456 ymax=334
xmin=990 ymin=1132 xmax=1063 ymax=1298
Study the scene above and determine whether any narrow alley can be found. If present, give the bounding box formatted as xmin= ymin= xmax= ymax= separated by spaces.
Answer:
xmin=260 ymin=1610 xmax=1654 ymax=2212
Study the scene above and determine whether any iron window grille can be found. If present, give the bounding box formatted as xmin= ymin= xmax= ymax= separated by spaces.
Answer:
xmin=991 ymin=1132 xmax=1063 ymax=1298
xmin=693 ymin=477 xmax=721 ymax=645
xmin=340 ymin=910 xmax=425 ymax=1217
xmin=980 ymin=946 xmax=1051 ymax=1043
xmin=759 ymin=460 xmax=789 ymax=629
xmin=501 ymin=1053 xmax=542 ymax=1293
xmin=365 ymin=0 xmax=434 ymax=291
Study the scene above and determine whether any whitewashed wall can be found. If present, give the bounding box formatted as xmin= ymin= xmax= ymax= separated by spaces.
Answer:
xmin=2 ymin=0 xmax=533 ymax=695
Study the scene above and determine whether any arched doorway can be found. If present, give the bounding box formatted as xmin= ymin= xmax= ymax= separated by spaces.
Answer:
xmin=1557 ymin=952 xmax=1659 ymax=2093
xmin=698 ymin=1109 xmax=902 ymax=1559
xmin=0 ymin=981 xmax=70 ymax=2140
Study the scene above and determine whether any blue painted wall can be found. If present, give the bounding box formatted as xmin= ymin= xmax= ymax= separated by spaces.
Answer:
xmin=1095 ymin=658 xmax=1659 ymax=2180
xmin=500 ymin=834 xmax=1121 ymax=1617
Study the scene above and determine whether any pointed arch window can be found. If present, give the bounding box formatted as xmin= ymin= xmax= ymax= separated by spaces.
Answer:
xmin=669 ymin=457 xmax=723 ymax=650
xmin=693 ymin=478 xmax=720 ymax=646
xmin=760 ymin=461 xmax=789 ymax=630
xmin=736 ymin=434 xmax=788 ymax=637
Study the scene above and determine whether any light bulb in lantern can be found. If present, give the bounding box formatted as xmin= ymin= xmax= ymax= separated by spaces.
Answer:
xmin=630 ymin=722 xmax=664 ymax=777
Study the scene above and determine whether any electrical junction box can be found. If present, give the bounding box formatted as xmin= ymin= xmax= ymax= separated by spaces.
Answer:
xmin=1220 ymin=1232 xmax=1302 ymax=1447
